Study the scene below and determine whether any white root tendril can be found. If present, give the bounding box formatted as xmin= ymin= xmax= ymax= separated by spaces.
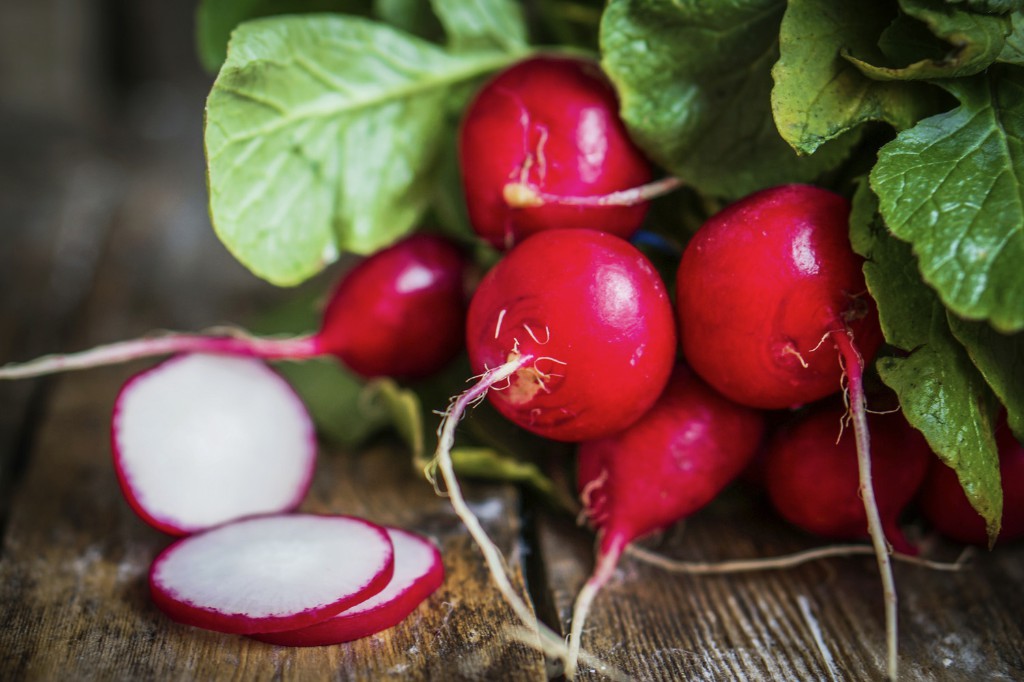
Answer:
xmin=429 ymin=352 xmax=608 ymax=676
xmin=625 ymin=543 xmax=974 ymax=574
xmin=0 ymin=330 xmax=320 ymax=380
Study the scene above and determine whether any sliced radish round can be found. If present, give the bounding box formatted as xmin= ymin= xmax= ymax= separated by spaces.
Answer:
xmin=112 ymin=353 xmax=316 ymax=535
xmin=252 ymin=526 xmax=445 ymax=646
xmin=149 ymin=514 xmax=395 ymax=634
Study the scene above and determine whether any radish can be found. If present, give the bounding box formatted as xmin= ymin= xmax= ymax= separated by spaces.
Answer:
xmin=459 ymin=55 xmax=670 ymax=250
xmin=428 ymin=228 xmax=676 ymax=669
xmin=763 ymin=403 xmax=931 ymax=555
xmin=253 ymin=527 xmax=444 ymax=646
xmin=463 ymin=229 xmax=676 ymax=443
xmin=674 ymin=184 xmax=903 ymax=677
xmin=149 ymin=514 xmax=395 ymax=635
xmin=112 ymin=353 xmax=317 ymax=535
xmin=920 ymin=419 xmax=1024 ymax=546
xmin=567 ymin=365 xmax=765 ymax=676
xmin=0 ymin=233 xmax=469 ymax=381
xmin=675 ymin=184 xmax=882 ymax=411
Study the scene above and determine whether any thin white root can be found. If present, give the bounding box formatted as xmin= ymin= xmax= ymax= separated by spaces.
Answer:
xmin=503 ymin=176 xmax=685 ymax=209
xmin=430 ymin=353 xmax=611 ymax=676
xmin=0 ymin=331 xmax=319 ymax=380
xmin=625 ymin=543 xmax=974 ymax=574
xmin=505 ymin=626 xmax=631 ymax=682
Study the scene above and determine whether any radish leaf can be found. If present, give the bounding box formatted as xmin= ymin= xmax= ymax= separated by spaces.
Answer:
xmin=431 ymin=0 xmax=527 ymax=53
xmin=600 ymin=0 xmax=857 ymax=200
xmin=772 ymin=0 xmax=943 ymax=154
xmin=870 ymin=66 xmax=1024 ymax=333
xmin=205 ymin=15 xmax=524 ymax=286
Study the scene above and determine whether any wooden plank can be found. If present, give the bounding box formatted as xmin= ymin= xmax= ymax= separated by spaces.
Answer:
xmin=535 ymin=491 xmax=1024 ymax=680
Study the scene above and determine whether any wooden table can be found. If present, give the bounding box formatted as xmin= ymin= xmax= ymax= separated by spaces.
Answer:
xmin=1 ymin=18 xmax=1022 ymax=682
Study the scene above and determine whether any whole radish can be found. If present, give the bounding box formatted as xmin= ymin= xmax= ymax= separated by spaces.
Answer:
xmin=763 ymin=403 xmax=931 ymax=554
xmin=675 ymin=184 xmax=899 ymax=677
xmin=459 ymin=55 xmax=658 ymax=250
xmin=920 ymin=420 xmax=1024 ymax=546
xmin=463 ymin=229 xmax=676 ymax=442
xmin=676 ymin=184 xmax=882 ymax=411
xmin=429 ymin=228 xmax=676 ymax=667
xmin=568 ymin=365 xmax=765 ymax=676
xmin=112 ymin=353 xmax=317 ymax=535
xmin=0 ymin=233 xmax=469 ymax=381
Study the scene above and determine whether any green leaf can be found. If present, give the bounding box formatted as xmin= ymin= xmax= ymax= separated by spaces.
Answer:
xmin=205 ymin=15 xmax=523 ymax=286
xmin=450 ymin=447 xmax=577 ymax=512
xmin=850 ymin=180 xmax=1003 ymax=541
xmin=771 ymin=0 xmax=942 ymax=154
xmin=869 ymin=66 xmax=1024 ymax=332
xmin=372 ymin=0 xmax=445 ymax=41
xmin=947 ymin=315 xmax=1024 ymax=442
xmin=365 ymin=377 xmax=427 ymax=461
xmin=195 ymin=0 xmax=373 ymax=73
xmin=600 ymin=0 xmax=858 ymax=200
xmin=431 ymin=0 xmax=528 ymax=53
xmin=847 ymin=0 xmax=1010 ymax=80
xmin=998 ymin=11 xmax=1024 ymax=63
xmin=946 ymin=0 xmax=1024 ymax=14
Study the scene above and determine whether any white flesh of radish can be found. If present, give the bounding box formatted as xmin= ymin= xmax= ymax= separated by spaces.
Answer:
xmin=112 ymin=353 xmax=316 ymax=534
xmin=149 ymin=514 xmax=394 ymax=634
xmin=253 ymin=526 xmax=444 ymax=646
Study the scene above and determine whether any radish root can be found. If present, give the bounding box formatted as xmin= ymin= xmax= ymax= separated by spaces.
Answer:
xmin=503 ymin=176 xmax=684 ymax=209
xmin=831 ymin=327 xmax=899 ymax=681
xmin=0 ymin=330 xmax=320 ymax=380
xmin=566 ymin=534 xmax=628 ymax=679
xmin=430 ymin=352 xmax=608 ymax=674
xmin=626 ymin=543 xmax=974 ymax=574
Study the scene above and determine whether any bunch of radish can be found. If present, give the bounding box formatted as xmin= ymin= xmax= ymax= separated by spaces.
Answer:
xmin=6 ymin=50 xmax=1021 ymax=680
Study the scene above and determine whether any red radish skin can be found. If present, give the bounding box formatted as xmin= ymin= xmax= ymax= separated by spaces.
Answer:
xmin=920 ymin=421 xmax=1024 ymax=546
xmin=459 ymin=55 xmax=653 ymax=249
xmin=149 ymin=514 xmax=394 ymax=635
xmin=465 ymin=229 xmax=676 ymax=442
xmin=253 ymin=527 xmax=444 ymax=646
xmin=763 ymin=405 xmax=931 ymax=554
xmin=112 ymin=354 xmax=317 ymax=535
xmin=567 ymin=366 xmax=765 ymax=676
xmin=676 ymin=184 xmax=882 ymax=410
xmin=0 ymin=233 xmax=469 ymax=381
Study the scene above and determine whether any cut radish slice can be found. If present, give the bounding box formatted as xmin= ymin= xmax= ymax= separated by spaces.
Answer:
xmin=149 ymin=514 xmax=395 ymax=634
xmin=253 ymin=527 xmax=445 ymax=646
xmin=112 ymin=353 xmax=317 ymax=535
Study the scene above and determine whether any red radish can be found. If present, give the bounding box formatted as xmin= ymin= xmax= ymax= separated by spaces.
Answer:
xmin=459 ymin=55 xmax=657 ymax=249
xmin=567 ymin=366 xmax=765 ymax=676
xmin=920 ymin=420 xmax=1024 ymax=546
xmin=464 ymin=229 xmax=676 ymax=442
xmin=763 ymin=404 xmax=931 ymax=554
xmin=0 ymin=233 xmax=468 ymax=381
xmin=675 ymin=184 xmax=898 ymax=678
xmin=112 ymin=353 xmax=316 ymax=535
xmin=253 ymin=527 xmax=444 ymax=646
xmin=428 ymin=229 xmax=676 ymax=666
xmin=676 ymin=184 xmax=882 ymax=411
xmin=149 ymin=514 xmax=394 ymax=635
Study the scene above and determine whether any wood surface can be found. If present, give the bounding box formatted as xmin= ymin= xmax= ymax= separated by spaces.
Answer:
xmin=2 ymin=3 xmax=1023 ymax=681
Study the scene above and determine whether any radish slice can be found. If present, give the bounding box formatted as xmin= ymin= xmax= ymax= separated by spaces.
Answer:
xmin=149 ymin=514 xmax=395 ymax=634
xmin=253 ymin=527 xmax=445 ymax=646
xmin=112 ymin=353 xmax=317 ymax=535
